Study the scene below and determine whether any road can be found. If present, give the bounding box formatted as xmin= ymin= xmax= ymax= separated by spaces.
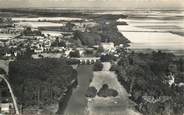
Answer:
xmin=0 ymin=74 xmax=20 ymax=115
xmin=64 ymin=65 xmax=93 ymax=115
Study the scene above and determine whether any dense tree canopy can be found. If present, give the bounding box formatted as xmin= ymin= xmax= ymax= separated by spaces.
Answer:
xmin=115 ymin=51 xmax=184 ymax=115
xmin=69 ymin=50 xmax=80 ymax=58
xmin=73 ymin=31 xmax=102 ymax=47
xmin=8 ymin=58 xmax=77 ymax=107
xmin=93 ymin=61 xmax=103 ymax=71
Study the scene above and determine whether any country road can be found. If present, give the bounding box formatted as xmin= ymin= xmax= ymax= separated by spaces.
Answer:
xmin=0 ymin=74 xmax=20 ymax=115
xmin=64 ymin=65 xmax=93 ymax=115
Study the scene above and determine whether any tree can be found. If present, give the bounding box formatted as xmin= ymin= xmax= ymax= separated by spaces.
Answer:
xmin=65 ymin=22 xmax=75 ymax=32
xmin=69 ymin=50 xmax=80 ymax=58
xmin=22 ymin=27 xmax=41 ymax=36
xmin=93 ymin=61 xmax=103 ymax=71
xmin=126 ymin=65 xmax=144 ymax=93
xmin=95 ymin=46 xmax=104 ymax=56
xmin=73 ymin=31 xmax=102 ymax=47
xmin=22 ymin=27 xmax=32 ymax=35
xmin=0 ymin=18 xmax=4 ymax=23
xmin=177 ymin=58 xmax=184 ymax=72
xmin=100 ymin=54 xmax=117 ymax=62
xmin=85 ymin=87 xmax=97 ymax=98
xmin=0 ymin=68 xmax=6 ymax=75
xmin=51 ymin=37 xmax=66 ymax=47
xmin=168 ymin=63 xmax=177 ymax=73
xmin=8 ymin=58 xmax=77 ymax=110
xmin=17 ymin=46 xmax=33 ymax=60
xmin=97 ymin=84 xmax=118 ymax=97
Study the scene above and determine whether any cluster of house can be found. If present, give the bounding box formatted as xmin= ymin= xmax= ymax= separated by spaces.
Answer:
xmin=0 ymin=28 xmax=22 ymax=35
xmin=0 ymin=16 xmax=126 ymax=62
xmin=0 ymin=18 xmax=13 ymax=28
xmin=73 ymin=21 xmax=98 ymax=32
xmin=0 ymin=27 xmax=65 ymax=58
xmin=142 ymin=96 xmax=171 ymax=104
xmin=19 ymin=21 xmax=101 ymax=59
xmin=32 ymin=42 xmax=118 ymax=59
xmin=29 ymin=35 xmax=53 ymax=53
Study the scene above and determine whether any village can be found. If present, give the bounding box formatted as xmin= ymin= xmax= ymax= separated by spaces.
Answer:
xmin=0 ymin=15 xmax=126 ymax=114
xmin=0 ymin=8 xmax=184 ymax=115
xmin=0 ymin=17 xmax=121 ymax=61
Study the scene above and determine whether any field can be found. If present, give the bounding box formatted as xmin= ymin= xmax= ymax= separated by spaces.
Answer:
xmin=87 ymin=63 xmax=141 ymax=115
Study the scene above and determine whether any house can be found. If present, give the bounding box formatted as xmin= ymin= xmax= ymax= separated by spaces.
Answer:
xmin=50 ymin=47 xmax=65 ymax=53
xmin=0 ymin=103 xmax=14 ymax=114
xmin=5 ymin=53 xmax=11 ymax=57
xmin=41 ymin=31 xmax=63 ymax=38
xmin=168 ymin=73 xmax=175 ymax=86
xmin=0 ymin=41 xmax=4 ymax=47
xmin=101 ymin=42 xmax=115 ymax=51
xmin=34 ymin=48 xmax=44 ymax=53
xmin=64 ymin=48 xmax=73 ymax=57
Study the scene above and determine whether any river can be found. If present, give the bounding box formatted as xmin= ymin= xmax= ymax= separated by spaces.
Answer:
xmin=117 ymin=10 xmax=184 ymax=53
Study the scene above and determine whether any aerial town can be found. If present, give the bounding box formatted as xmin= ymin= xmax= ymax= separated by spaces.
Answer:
xmin=0 ymin=8 xmax=184 ymax=115
xmin=0 ymin=10 xmax=131 ymax=115
xmin=0 ymin=15 xmax=126 ymax=61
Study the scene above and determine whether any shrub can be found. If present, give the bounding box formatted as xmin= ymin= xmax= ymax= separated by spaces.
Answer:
xmin=97 ymin=84 xmax=118 ymax=97
xmin=69 ymin=50 xmax=80 ymax=58
xmin=93 ymin=61 xmax=103 ymax=71
xmin=85 ymin=87 xmax=97 ymax=98
xmin=66 ymin=59 xmax=80 ymax=65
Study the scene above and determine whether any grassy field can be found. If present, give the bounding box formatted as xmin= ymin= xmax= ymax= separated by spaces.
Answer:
xmin=88 ymin=66 xmax=141 ymax=115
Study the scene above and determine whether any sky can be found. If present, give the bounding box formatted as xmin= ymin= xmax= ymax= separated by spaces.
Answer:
xmin=0 ymin=0 xmax=183 ymax=9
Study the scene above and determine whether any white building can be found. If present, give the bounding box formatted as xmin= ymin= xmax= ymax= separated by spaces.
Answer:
xmin=0 ymin=103 xmax=13 ymax=114
xmin=64 ymin=48 xmax=73 ymax=57
xmin=101 ymin=42 xmax=115 ymax=51
xmin=34 ymin=48 xmax=44 ymax=53
xmin=41 ymin=31 xmax=63 ymax=38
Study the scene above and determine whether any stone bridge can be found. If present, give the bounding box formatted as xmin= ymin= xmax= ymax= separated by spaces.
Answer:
xmin=71 ymin=57 xmax=100 ymax=64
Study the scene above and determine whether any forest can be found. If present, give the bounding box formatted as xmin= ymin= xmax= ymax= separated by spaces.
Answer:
xmin=111 ymin=51 xmax=184 ymax=115
xmin=8 ymin=58 xmax=77 ymax=110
